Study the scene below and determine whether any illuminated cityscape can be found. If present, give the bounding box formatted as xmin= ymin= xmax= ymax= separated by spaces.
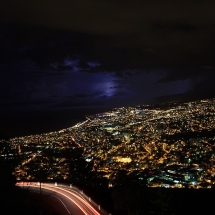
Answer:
xmin=1 ymin=98 xmax=215 ymax=188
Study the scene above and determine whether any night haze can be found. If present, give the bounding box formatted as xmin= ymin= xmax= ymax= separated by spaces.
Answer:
xmin=1 ymin=0 xmax=215 ymax=138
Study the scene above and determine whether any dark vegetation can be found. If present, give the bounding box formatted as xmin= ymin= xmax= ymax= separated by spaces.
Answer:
xmin=0 ymin=133 xmax=40 ymax=215
xmin=79 ymin=169 xmax=215 ymax=215
xmin=163 ymin=128 xmax=215 ymax=141
xmin=0 ymin=160 xmax=40 ymax=215
xmin=109 ymin=173 xmax=215 ymax=215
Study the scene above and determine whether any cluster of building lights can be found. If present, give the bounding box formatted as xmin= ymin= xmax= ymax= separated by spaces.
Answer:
xmin=1 ymin=99 xmax=215 ymax=188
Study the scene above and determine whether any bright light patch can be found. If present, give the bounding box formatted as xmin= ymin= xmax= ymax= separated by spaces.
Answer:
xmin=113 ymin=157 xmax=132 ymax=163
xmin=95 ymin=80 xmax=115 ymax=97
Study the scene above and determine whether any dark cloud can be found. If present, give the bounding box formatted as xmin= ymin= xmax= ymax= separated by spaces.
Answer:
xmin=1 ymin=0 xmax=215 ymax=33
xmin=55 ymin=65 xmax=73 ymax=71
xmin=1 ymin=0 xmax=215 ymax=137
xmin=71 ymin=92 xmax=103 ymax=99
xmin=157 ymin=74 xmax=215 ymax=103
xmin=112 ymin=91 xmax=128 ymax=98
xmin=154 ymin=22 xmax=197 ymax=32
xmin=50 ymin=96 xmax=105 ymax=109
xmin=156 ymin=70 xmax=199 ymax=83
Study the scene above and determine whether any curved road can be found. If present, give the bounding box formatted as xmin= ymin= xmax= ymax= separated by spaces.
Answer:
xmin=16 ymin=182 xmax=102 ymax=215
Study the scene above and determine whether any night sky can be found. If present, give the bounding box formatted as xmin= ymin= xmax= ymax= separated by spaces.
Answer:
xmin=1 ymin=0 xmax=215 ymax=138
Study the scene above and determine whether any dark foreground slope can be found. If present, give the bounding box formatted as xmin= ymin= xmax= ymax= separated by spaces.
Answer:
xmin=0 ymin=161 xmax=40 ymax=215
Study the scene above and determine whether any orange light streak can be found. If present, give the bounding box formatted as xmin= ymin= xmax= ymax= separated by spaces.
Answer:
xmin=45 ymin=184 xmax=101 ymax=215
xmin=17 ymin=184 xmax=89 ymax=215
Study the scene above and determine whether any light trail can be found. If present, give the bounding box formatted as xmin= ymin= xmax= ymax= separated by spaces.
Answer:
xmin=17 ymin=184 xmax=89 ymax=215
xmin=44 ymin=184 xmax=101 ymax=215
xmin=17 ymin=183 xmax=101 ymax=215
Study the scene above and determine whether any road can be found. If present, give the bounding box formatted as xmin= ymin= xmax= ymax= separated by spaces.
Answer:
xmin=16 ymin=182 xmax=102 ymax=215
